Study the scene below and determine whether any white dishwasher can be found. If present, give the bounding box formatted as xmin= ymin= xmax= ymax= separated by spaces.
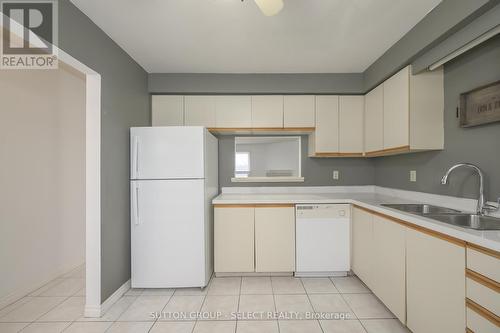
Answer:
xmin=295 ymin=204 xmax=350 ymax=277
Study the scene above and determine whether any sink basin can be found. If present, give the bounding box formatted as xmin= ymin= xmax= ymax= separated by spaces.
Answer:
xmin=381 ymin=204 xmax=461 ymax=215
xmin=424 ymin=214 xmax=500 ymax=230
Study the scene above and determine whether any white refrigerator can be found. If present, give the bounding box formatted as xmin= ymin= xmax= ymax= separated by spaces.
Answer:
xmin=130 ymin=126 xmax=218 ymax=288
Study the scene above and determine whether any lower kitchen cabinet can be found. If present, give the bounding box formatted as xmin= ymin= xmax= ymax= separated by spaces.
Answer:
xmin=406 ymin=227 xmax=465 ymax=333
xmin=351 ymin=206 xmax=374 ymax=288
xmin=214 ymin=207 xmax=254 ymax=273
xmin=214 ymin=205 xmax=295 ymax=273
xmin=255 ymin=206 xmax=295 ymax=272
xmin=353 ymin=206 xmax=468 ymax=332
xmin=371 ymin=215 xmax=406 ymax=323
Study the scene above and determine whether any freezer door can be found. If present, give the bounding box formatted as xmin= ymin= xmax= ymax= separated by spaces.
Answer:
xmin=131 ymin=127 xmax=205 ymax=180
xmin=131 ymin=179 xmax=206 ymax=288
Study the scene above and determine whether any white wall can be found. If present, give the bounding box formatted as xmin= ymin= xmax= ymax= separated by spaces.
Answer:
xmin=265 ymin=140 xmax=300 ymax=177
xmin=0 ymin=65 xmax=86 ymax=305
xmin=237 ymin=138 xmax=300 ymax=177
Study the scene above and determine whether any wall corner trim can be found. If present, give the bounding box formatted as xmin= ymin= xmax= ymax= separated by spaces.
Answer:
xmin=84 ymin=279 xmax=130 ymax=318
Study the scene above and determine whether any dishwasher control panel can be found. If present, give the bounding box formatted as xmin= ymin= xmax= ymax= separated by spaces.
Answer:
xmin=296 ymin=204 xmax=350 ymax=219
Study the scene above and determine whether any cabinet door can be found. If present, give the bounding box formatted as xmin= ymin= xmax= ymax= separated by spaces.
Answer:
xmin=184 ymin=96 xmax=216 ymax=127
xmin=339 ymin=96 xmax=364 ymax=153
xmin=251 ymin=95 xmax=284 ymax=128
xmin=383 ymin=67 xmax=409 ymax=149
xmin=351 ymin=207 xmax=374 ymax=288
xmin=283 ymin=95 xmax=315 ymax=127
xmin=214 ymin=207 xmax=255 ymax=273
xmin=372 ymin=215 xmax=406 ymax=323
xmin=215 ymin=96 xmax=251 ymax=128
xmin=406 ymin=228 xmax=465 ymax=333
xmin=255 ymin=207 xmax=295 ymax=272
xmin=314 ymin=96 xmax=339 ymax=153
xmin=152 ymin=95 xmax=184 ymax=126
xmin=364 ymin=85 xmax=384 ymax=153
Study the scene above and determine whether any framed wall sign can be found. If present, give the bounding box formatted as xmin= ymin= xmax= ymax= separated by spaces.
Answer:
xmin=459 ymin=80 xmax=500 ymax=127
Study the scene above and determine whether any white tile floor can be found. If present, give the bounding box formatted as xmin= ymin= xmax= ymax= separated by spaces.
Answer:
xmin=0 ymin=267 xmax=411 ymax=333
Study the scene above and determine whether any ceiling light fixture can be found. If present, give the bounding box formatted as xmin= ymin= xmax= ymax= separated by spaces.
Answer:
xmin=253 ymin=0 xmax=284 ymax=16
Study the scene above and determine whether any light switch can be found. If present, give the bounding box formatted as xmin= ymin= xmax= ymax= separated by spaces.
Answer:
xmin=333 ymin=170 xmax=340 ymax=180
xmin=410 ymin=170 xmax=417 ymax=182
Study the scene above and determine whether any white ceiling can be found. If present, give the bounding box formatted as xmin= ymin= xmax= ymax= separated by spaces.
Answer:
xmin=70 ymin=0 xmax=441 ymax=73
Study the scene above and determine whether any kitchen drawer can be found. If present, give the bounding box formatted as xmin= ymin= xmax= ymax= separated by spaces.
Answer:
xmin=467 ymin=246 xmax=500 ymax=283
xmin=467 ymin=305 xmax=499 ymax=333
xmin=467 ymin=275 xmax=500 ymax=316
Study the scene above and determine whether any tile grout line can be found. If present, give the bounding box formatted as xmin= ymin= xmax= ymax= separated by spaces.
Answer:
xmin=0 ymin=275 xmax=78 ymax=317
xmin=191 ymin=275 xmax=212 ymax=333
xmin=234 ymin=276 xmax=242 ymax=333
xmin=299 ymin=278 xmax=325 ymax=333
xmin=338 ymin=289 xmax=361 ymax=321
xmin=146 ymin=291 xmax=175 ymax=333
xmin=270 ymin=277 xmax=282 ymax=333
xmin=23 ymin=294 xmax=72 ymax=330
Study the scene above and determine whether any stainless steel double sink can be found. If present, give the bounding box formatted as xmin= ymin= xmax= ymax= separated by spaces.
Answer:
xmin=381 ymin=204 xmax=500 ymax=230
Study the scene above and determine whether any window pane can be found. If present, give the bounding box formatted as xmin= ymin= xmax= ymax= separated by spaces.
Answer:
xmin=235 ymin=152 xmax=250 ymax=172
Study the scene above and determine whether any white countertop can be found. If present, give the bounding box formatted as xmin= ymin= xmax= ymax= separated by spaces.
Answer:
xmin=213 ymin=187 xmax=500 ymax=252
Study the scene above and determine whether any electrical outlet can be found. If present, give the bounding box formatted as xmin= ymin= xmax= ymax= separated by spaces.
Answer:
xmin=410 ymin=170 xmax=417 ymax=182
xmin=333 ymin=170 xmax=340 ymax=180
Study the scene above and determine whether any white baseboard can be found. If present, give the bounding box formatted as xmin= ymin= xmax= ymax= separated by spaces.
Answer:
xmin=84 ymin=279 xmax=130 ymax=318
xmin=83 ymin=304 xmax=101 ymax=318
xmin=215 ymin=272 xmax=293 ymax=277
xmin=0 ymin=262 xmax=85 ymax=310
xmin=294 ymin=271 xmax=348 ymax=277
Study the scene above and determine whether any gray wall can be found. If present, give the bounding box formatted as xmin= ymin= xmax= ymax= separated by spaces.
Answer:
xmin=58 ymin=0 xmax=150 ymax=301
xmin=363 ymin=0 xmax=493 ymax=90
xmin=411 ymin=3 xmax=500 ymax=73
xmin=149 ymin=73 xmax=364 ymax=94
xmin=374 ymin=34 xmax=500 ymax=200
xmin=219 ymin=136 xmax=375 ymax=188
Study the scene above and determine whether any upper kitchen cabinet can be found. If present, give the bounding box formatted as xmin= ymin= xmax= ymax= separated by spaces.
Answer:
xmin=309 ymin=95 xmax=364 ymax=157
xmin=251 ymin=95 xmax=284 ymax=128
xmin=309 ymin=95 xmax=339 ymax=155
xmin=151 ymin=95 xmax=184 ymax=126
xmin=215 ymin=96 xmax=252 ymax=128
xmin=184 ymin=96 xmax=216 ymax=127
xmin=283 ymin=95 xmax=315 ymax=128
xmin=383 ymin=66 xmax=409 ymax=150
xmin=366 ymin=65 xmax=444 ymax=156
xmin=364 ymin=85 xmax=384 ymax=153
xmin=339 ymin=96 xmax=364 ymax=155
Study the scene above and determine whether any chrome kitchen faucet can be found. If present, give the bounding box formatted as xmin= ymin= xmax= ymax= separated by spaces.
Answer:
xmin=441 ymin=163 xmax=500 ymax=215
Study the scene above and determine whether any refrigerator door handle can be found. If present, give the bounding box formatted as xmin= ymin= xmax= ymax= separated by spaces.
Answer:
xmin=132 ymin=183 xmax=140 ymax=225
xmin=132 ymin=136 xmax=140 ymax=178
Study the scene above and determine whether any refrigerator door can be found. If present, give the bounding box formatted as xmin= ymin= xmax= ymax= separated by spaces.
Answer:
xmin=131 ymin=179 xmax=206 ymax=288
xmin=131 ymin=127 xmax=205 ymax=180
